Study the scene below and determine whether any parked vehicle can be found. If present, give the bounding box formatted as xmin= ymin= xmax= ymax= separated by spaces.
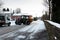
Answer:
xmin=0 ymin=14 xmax=11 ymax=26
xmin=15 ymin=15 xmax=33 ymax=25
xmin=34 ymin=17 xmax=38 ymax=21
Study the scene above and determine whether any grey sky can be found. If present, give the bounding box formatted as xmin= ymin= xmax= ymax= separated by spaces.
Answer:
xmin=3 ymin=0 xmax=47 ymax=17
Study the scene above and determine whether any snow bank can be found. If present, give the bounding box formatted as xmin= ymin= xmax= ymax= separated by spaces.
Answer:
xmin=46 ymin=20 xmax=60 ymax=28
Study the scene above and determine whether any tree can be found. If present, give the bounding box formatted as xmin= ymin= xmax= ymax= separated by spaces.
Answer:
xmin=42 ymin=0 xmax=53 ymax=20
xmin=41 ymin=11 xmax=49 ymax=20
xmin=52 ymin=0 xmax=60 ymax=23
xmin=0 ymin=0 xmax=4 ymax=13
xmin=42 ymin=0 xmax=49 ymax=8
xmin=15 ymin=8 xmax=21 ymax=13
xmin=0 ymin=0 xmax=3 ymax=8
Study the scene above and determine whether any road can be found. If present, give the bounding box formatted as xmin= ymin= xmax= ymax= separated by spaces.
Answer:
xmin=0 ymin=20 xmax=49 ymax=40
xmin=0 ymin=21 xmax=26 ymax=35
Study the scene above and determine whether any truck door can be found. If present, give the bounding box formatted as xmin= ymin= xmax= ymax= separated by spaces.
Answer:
xmin=5 ymin=15 xmax=10 ymax=23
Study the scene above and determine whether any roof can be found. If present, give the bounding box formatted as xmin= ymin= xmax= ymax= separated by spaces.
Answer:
xmin=13 ymin=13 xmax=32 ymax=16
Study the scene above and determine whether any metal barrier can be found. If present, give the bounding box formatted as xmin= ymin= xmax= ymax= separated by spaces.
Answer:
xmin=44 ymin=20 xmax=60 ymax=40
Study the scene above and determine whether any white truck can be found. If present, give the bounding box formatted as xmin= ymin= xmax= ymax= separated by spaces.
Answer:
xmin=0 ymin=8 xmax=13 ymax=26
xmin=0 ymin=14 xmax=11 ymax=26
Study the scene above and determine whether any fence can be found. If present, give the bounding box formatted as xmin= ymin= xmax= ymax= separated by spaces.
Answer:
xmin=44 ymin=20 xmax=60 ymax=40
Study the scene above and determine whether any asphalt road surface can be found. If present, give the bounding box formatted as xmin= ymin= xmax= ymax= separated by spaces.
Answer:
xmin=0 ymin=25 xmax=26 ymax=35
xmin=0 ymin=20 xmax=49 ymax=40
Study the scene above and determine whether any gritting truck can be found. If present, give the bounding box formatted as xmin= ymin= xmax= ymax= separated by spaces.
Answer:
xmin=15 ymin=15 xmax=33 ymax=25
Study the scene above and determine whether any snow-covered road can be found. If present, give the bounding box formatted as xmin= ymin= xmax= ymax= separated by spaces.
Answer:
xmin=19 ymin=20 xmax=46 ymax=33
xmin=0 ymin=20 xmax=48 ymax=40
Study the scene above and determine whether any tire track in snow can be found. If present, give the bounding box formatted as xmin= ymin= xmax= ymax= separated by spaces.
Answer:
xmin=26 ymin=20 xmax=46 ymax=40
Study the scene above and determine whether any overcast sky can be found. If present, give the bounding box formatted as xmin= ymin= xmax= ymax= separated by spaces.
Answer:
xmin=3 ymin=0 xmax=48 ymax=17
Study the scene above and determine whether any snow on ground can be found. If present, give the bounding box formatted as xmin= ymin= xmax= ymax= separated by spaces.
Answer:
xmin=10 ymin=19 xmax=46 ymax=35
xmin=15 ymin=20 xmax=46 ymax=39
xmin=27 ymin=20 xmax=46 ymax=39
xmin=10 ymin=20 xmax=16 ymax=25
xmin=19 ymin=19 xmax=46 ymax=34
xmin=0 ymin=20 xmax=47 ymax=40
xmin=46 ymin=20 xmax=60 ymax=28
xmin=15 ymin=35 xmax=26 ymax=40
xmin=27 ymin=20 xmax=46 ymax=32
xmin=18 ymin=22 xmax=35 ymax=32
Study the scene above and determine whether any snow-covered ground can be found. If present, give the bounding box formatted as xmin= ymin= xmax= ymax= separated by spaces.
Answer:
xmin=46 ymin=20 xmax=60 ymax=28
xmin=19 ymin=20 xmax=46 ymax=32
xmin=10 ymin=20 xmax=16 ymax=25
xmin=0 ymin=20 xmax=47 ymax=40
xmin=16 ymin=20 xmax=46 ymax=39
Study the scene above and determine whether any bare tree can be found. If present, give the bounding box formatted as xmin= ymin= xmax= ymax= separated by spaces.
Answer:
xmin=42 ymin=0 xmax=53 ymax=20
xmin=42 ymin=0 xmax=49 ymax=8
xmin=15 ymin=8 xmax=21 ymax=13
xmin=0 ymin=0 xmax=3 ymax=8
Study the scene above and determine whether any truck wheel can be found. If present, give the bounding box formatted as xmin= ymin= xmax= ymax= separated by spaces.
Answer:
xmin=15 ymin=21 xmax=18 ymax=25
xmin=0 ymin=24 xmax=2 ymax=26
xmin=26 ymin=22 xmax=30 ymax=25
xmin=23 ymin=22 xmax=26 ymax=25
xmin=8 ymin=24 xmax=10 ymax=26
xmin=8 ymin=22 xmax=11 ymax=26
xmin=18 ymin=22 xmax=21 ymax=25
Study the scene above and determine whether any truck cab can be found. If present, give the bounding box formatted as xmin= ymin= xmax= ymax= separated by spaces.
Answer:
xmin=0 ymin=14 xmax=11 ymax=26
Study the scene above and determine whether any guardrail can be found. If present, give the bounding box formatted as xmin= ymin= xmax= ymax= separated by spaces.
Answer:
xmin=44 ymin=20 xmax=60 ymax=40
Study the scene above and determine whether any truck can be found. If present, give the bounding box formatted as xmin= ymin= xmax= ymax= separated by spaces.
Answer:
xmin=0 ymin=14 xmax=11 ymax=26
xmin=15 ymin=15 xmax=33 ymax=25
xmin=0 ymin=8 xmax=13 ymax=26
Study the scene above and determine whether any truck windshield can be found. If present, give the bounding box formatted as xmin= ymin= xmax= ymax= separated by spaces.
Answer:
xmin=0 ymin=16 xmax=5 ymax=20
